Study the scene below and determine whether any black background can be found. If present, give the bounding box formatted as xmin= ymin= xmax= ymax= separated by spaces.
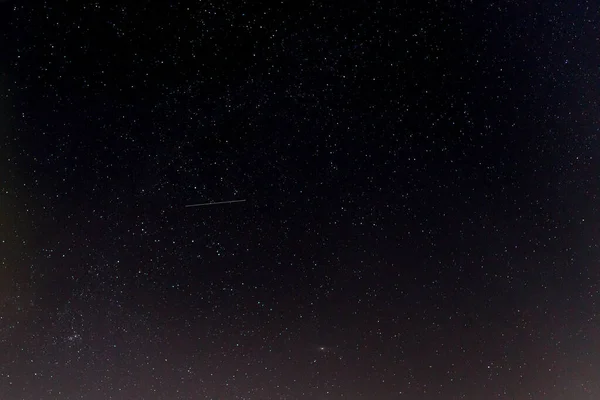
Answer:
xmin=1 ymin=1 xmax=599 ymax=399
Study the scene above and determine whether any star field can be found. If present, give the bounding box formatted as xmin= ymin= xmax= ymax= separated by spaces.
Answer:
xmin=1 ymin=1 xmax=599 ymax=399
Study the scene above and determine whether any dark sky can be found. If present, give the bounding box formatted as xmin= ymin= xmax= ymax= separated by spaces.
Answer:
xmin=1 ymin=1 xmax=599 ymax=399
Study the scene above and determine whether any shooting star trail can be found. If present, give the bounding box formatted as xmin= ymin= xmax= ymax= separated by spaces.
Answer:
xmin=185 ymin=199 xmax=247 ymax=208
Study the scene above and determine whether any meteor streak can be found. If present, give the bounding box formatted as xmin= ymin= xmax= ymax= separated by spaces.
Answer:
xmin=185 ymin=199 xmax=246 ymax=207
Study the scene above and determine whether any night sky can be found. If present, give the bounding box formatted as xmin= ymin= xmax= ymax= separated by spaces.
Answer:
xmin=1 ymin=1 xmax=599 ymax=399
